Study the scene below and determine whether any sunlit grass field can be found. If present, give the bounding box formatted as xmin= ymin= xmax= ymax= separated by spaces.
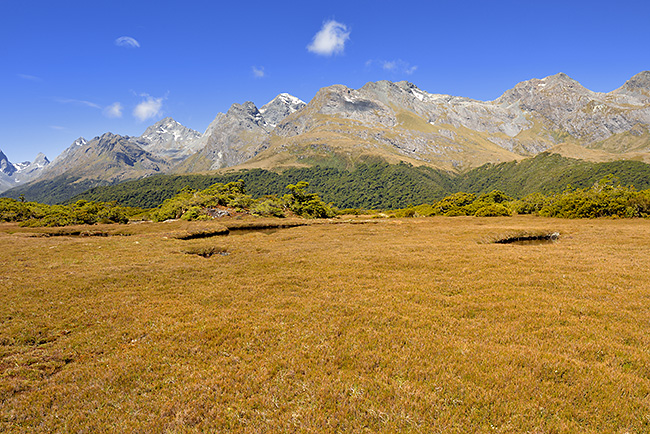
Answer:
xmin=1 ymin=216 xmax=649 ymax=433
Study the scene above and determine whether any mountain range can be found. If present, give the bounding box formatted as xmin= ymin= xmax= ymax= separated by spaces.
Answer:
xmin=2 ymin=71 xmax=650 ymax=204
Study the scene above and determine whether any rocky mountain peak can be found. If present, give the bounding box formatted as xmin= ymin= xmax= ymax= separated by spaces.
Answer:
xmin=394 ymin=80 xmax=418 ymax=90
xmin=0 ymin=149 xmax=51 ymax=193
xmin=139 ymin=117 xmax=200 ymax=145
xmin=136 ymin=117 xmax=202 ymax=164
xmin=628 ymin=71 xmax=650 ymax=88
xmin=13 ymin=153 xmax=50 ymax=178
xmin=275 ymin=93 xmax=306 ymax=107
xmin=21 ymin=153 xmax=50 ymax=170
xmin=495 ymin=72 xmax=592 ymax=109
xmin=144 ymin=117 xmax=178 ymax=132
xmin=32 ymin=152 xmax=48 ymax=163
xmin=226 ymin=101 xmax=267 ymax=128
xmin=545 ymin=72 xmax=572 ymax=82
xmin=259 ymin=93 xmax=306 ymax=127
xmin=98 ymin=132 xmax=121 ymax=144
xmin=72 ymin=137 xmax=88 ymax=148
xmin=0 ymin=150 xmax=16 ymax=176
xmin=615 ymin=71 xmax=650 ymax=95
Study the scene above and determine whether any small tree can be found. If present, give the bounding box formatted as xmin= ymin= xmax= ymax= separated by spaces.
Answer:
xmin=284 ymin=181 xmax=335 ymax=218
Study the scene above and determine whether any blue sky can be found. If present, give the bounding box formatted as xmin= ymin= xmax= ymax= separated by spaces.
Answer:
xmin=2 ymin=0 xmax=649 ymax=163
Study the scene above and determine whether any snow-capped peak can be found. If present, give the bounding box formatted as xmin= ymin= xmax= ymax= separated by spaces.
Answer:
xmin=139 ymin=117 xmax=200 ymax=145
xmin=259 ymin=93 xmax=307 ymax=127
xmin=277 ymin=93 xmax=306 ymax=106
xmin=14 ymin=152 xmax=50 ymax=174
xmin=72 ymin=137 xmax=88 ymax=148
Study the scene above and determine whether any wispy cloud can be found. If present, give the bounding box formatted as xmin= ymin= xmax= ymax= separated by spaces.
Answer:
xmin=103 ymin=102 xmax=123 ymax=118
xmin=366 ymin=59 xmax=418 ymax=75
xmin=57 ymin=98 xmax=102 ymax=109
xmin=115 ymin=36 xmax=140 ymax=48
xmin=307 ymin=20 xmax=350 ymax=56
xmin=50 ymin=125 xmax=66 ymax=131
xmin=133 ymin=95 xmax=163 ymax=122
xmin=18 ymin=74 xmax=42 ymax=82
xmin=252 ymin=66 xmax=265 ymax=78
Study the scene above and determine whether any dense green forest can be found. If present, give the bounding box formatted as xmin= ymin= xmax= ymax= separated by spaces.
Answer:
xmin=5 ymin=153 xmax=650 ymax=209
xmin=69 ymin=153 xmax=650 ymax=209
xmin=71 ymin=162 xmax=456 ymax=209
xmin=457 ymin=153 xmax=650 ymax=196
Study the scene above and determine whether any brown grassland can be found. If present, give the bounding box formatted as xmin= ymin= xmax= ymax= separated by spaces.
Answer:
xmin=1 ymin=216 xmax=649 ymax=433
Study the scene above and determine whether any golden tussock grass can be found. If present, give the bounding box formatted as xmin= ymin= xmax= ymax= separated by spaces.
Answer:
xmin=1 ymin=216 xmax=649 ymax=432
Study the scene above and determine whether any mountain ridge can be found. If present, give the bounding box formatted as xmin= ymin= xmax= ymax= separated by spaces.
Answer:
xmin=3 ymin=72 xmax=650 ymax=202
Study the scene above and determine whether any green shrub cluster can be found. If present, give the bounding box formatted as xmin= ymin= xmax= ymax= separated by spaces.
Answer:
xmin=394 ymin=190 xmax=514 ymax=217
xmin=513 ymin=175 xmax=650 ymax=218
xmin=0 ymin=198 xmax=139 ymax=227
xmin=393 ymin=176 xmax=650 ymax=219
xmin=284 ymin=181 xmax=335 ymax=218
xmin=151 ymin=181 xmax=252 ymax=222
xmin=150 ymin=180 xmax=334 ymax=221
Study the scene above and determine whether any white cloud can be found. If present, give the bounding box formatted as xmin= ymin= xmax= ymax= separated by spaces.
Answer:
xmin=115 ymin=36 xmax=140 ymax=48
xmin=18 ymin=74 xmax=42 ymax=82
xmin=252 ymin=66 xmax=265 ymax=78
xmin=405 ymin=65 xmax=418 ymax=75
xmin=133 ymin=95 xmax=163 ymax=122
xmin=103 ymin=102 xmax=123 ymax=118
xmin=367 ymin=59 xmax=418 ymax=75
xmin=307 ymin=20 xmax=350 ymax=56
xmin=57 ymin=98 xmax=102 ymax=109
xmin=50 ymin=125 xmax=66 ymax=131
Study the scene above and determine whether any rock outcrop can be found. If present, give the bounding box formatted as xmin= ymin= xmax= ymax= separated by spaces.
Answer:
xmin=135 ymin=117 xmax=202 ymax=164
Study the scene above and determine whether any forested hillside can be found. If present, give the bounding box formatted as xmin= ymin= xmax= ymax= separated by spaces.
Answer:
xmin=73 ymin=163 xmax=456 ymax=209
xmin=68 ymin=153 xmax=650 ymax=209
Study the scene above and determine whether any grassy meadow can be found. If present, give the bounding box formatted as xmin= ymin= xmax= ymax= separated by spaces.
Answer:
xmin=1 ymin=216 xmax=650 ymax=433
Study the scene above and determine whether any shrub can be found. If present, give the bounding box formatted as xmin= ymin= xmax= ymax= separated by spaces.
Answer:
xmin=251 ymin=198 xmax=285 ymax=217
xmin=432 ymin=192 xmax=476 ymax=216
xmin=512 ymin=193 xmax=548 ymax=215
xmin=478 ymin=190 xmax=513 ymax=204
xmin=180 ymin=206 xmax=204 ymax=221
xmin=394 ymin=208 xmax=416 ymax=218
xmin=413 ymin=204 xmax=435 ymax=217
xmin=284 ymin=181 xmax=335 ymax=219
xmin=474 ymin=204 xmax=512 ymax=217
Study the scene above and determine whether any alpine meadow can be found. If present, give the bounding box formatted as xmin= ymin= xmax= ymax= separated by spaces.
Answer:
xmin=2 ymin=215 xmax=650 ymax=432
xmin=4 ymin=0 xmax=650 ymax=432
